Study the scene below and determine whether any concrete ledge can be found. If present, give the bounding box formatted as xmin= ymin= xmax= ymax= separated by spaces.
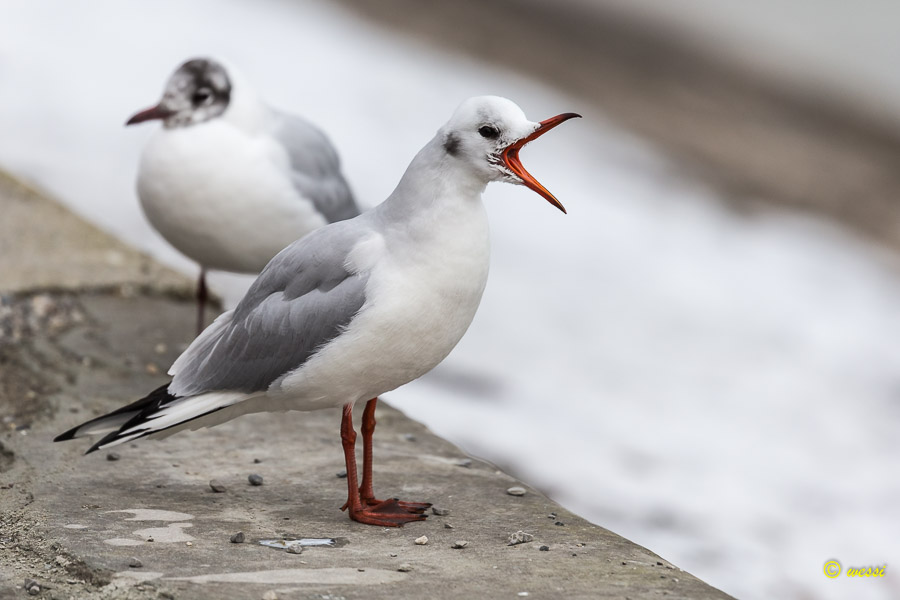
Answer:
xmin=0 ymin=170 xmax=190 ymax=297
xmin=0 ymin=178 xmax=732 ymax=599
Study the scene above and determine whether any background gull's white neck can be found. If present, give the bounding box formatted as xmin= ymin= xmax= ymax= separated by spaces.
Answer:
xmin=217 ymin=61 xmax=270 ymax=134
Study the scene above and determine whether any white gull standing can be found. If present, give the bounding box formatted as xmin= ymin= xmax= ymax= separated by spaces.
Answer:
xmin=57 ymin=96 xmax=580 ymax=526
xmin=126 ymin=57 xmax=359 ymax=332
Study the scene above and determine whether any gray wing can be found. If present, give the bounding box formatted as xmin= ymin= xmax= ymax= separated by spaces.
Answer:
xmin=271 ymin=109 xmax=361 ymax=223
xmin=168 ymin=221 xmax=368 ymax=397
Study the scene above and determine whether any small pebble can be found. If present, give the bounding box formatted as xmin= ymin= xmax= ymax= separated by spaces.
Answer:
xmin=230 ymin=532 xmax=245 ymax=544
xmin=414 ymin=536 xmax=428 ymax=545
xmin=548 ymin=512 xmax=557 ymax=519
xmin=539 ymin=545 xmax=550 ymax=552
xmin=402 ymin=433 xmax=417 ymax=442
xmin=336 ymin=470 xmax=347 ymax=478
xmin=357 ymin=568 xmax=365 ymax=572
xmin=518 ymin=593 xmax=530 ymax=598
xmin=263 ymin=591 xmax=279 ymax=600
xmin=389 ymin=553 xmax=398 ymax=558
xmin=455 ymin=458 xmax=472 ymax=468
xmin=397 ymin=563 xmax=413 ymax=572
xmin=185 ymin=541 xmax=193 ymax=547
xmin=128 ymin=557 xmax=142 ymax=568
xmin=24 ymin=579 xmax=40 ymax=596
xmin=253 ymin=458 xmax=263 ymax=464
xmin=209 ymin=480 xmax=226 ymax=493
xmin=507 ymin=531 xmax=534 ymax=546
xmin=431 ymin=507 xmax=450 ymax=516
xmin=444 ymin=523 xmax=454 ymax=529
xmin=507 ymin=486 xmax=526 ymax=496
xmin=248 ymin=474 xmax=264 ymax=486
xmin=147 ymin=536 xmax=154 ymax=542
xmin=451 ymin=540 xmax=469 ymax=549
xmin=554 ymin=521 xmax=565 ymax=526
xmin=286 ymin=545 xmax=303 ymax=555
xmin=106 ymin=452 xmax=120 ymax=461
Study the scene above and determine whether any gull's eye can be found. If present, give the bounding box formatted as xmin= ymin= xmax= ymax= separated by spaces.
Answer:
xmin=478 ymin=125 xmax=499 ymax=139
xmin=192 ymin=88 xmax=212 ymax=105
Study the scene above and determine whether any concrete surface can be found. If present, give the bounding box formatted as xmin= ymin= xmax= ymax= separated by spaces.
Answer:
xmin=0 ymin=180 xmax=732 ymax=599
xmin=0 ymin=171 xmax=189 ymax=297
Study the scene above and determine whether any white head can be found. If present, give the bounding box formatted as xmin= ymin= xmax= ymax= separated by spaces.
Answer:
xmin=439 ymin=96 xmax=580 ymax=212
xmin=126 ymin=58 xmax=232 ymax=129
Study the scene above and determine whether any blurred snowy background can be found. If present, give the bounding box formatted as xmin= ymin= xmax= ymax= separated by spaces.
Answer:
xmin=1 ymin=1 xmax=899 ymax=599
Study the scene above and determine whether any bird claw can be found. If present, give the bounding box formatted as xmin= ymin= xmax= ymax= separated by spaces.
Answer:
xmin=363 ymin=496 xmax=431 ymax=514
xmin=341 ymin=494 xmax=431 ymax=514
xmin=348 ymin=498 xmax=430 ymax=527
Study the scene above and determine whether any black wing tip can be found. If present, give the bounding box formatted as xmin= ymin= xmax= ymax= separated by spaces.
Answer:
xmin=85 ymin=429 xmax=124 ymax=455
xmin=84 ymin=441 xmax=103 ymax=455
xmin=54 ymin=427 xmax=81 ymax=443
xmin=55 ymin=384 xmax=177 ymax=453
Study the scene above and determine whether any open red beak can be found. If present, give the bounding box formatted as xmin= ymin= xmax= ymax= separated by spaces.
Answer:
xmin=501 ymin=112 xmax=581 ymax=213
xmin=125 ymin=104 xmax=173 ymax=126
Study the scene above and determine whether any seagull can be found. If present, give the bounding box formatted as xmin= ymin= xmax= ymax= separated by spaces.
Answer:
xmin=57 ymin=96 xmax=580 ymax=526
xmin=126 ymin=57 xmax=359 ymax=333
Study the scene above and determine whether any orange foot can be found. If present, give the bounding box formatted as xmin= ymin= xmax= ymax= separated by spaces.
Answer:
xmin=362 ymin=496 xmax=431 ymax=513
xmin=348 ymin=498 xmax=430 ymax=527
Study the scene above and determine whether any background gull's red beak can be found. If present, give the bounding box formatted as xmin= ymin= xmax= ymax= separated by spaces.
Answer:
xmin=501 ymin=112 xmax=581 ymax=213
xmin=125 ymin=104 xmax=173 ymax=126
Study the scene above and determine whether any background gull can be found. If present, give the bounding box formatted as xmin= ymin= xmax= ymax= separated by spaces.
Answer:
xmin=126 ymin=57 xmax=360 ymax=332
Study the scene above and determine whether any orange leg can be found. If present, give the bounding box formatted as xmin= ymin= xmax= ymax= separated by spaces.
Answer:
xmin=358 ymin=398 xmax=431 ymax=512
xmin=359 ymin=397 xmax=378 ymax=504
xmin=340 ymin=401 xmax=430 ymax=526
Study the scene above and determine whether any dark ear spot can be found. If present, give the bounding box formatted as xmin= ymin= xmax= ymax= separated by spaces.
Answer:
xmin=443 ymin=132 xmax=460 ymax=156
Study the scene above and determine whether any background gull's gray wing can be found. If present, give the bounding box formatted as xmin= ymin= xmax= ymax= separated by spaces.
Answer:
xmin=168 ymin=221 xmax=369 ymax=397
xmin=270 ymin=108 xmax=361 ymax=223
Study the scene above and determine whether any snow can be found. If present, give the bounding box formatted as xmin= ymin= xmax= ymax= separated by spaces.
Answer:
xmin=2 ymin=1 xmax=899 ymax=598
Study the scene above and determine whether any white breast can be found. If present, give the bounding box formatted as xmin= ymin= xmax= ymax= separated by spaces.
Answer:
xmin=276 ymin=200 xmax=491 ymax=409
xmin=137 ymin=122 xmax=327 ymax=273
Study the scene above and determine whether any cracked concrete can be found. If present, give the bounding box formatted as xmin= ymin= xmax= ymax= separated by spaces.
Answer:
xmin=0 ymin=173 xmax=732 ymax=598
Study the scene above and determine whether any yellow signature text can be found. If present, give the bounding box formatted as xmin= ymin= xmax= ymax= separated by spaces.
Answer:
xmin=824 ymin=560 xmax=887 ymax=579
xmin=846 ymin=566 xmax=887 ymax=578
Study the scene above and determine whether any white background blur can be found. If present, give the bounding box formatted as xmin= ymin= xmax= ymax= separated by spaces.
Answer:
xmin=1 ymin=1 xmax=899 ymax=599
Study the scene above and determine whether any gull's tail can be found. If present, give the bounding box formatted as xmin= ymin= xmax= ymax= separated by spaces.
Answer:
xmin=54 ymin=384 xmax=248 ymax=453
